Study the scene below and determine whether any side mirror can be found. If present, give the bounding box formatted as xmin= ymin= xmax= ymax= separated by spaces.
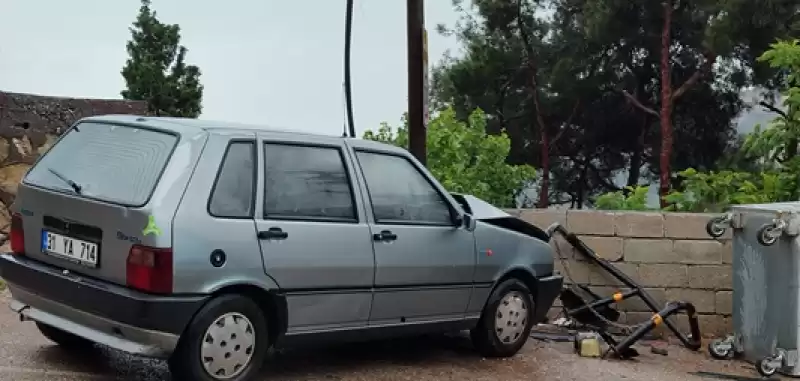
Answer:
xmin=462 ymin=213 xmax=477 ymax=232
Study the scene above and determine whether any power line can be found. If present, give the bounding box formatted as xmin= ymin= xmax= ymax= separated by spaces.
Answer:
xmin=343 ymin=0 xmax=356 ymax=138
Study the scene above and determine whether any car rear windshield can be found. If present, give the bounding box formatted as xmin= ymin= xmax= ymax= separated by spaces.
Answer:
xmin=25 ymin=121 xmax=179 ymax=206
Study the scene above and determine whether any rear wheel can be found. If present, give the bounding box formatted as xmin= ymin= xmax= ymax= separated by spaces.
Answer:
xmin=470 ymin=278 xmax=535 ymax=358
xmin=169 ymin=294 xmax=269 ymax=381
xmin=36 ymin=322 xmax=94 ymax=350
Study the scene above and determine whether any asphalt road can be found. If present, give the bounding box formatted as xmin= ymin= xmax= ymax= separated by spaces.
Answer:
xmin=0 ymin=290 xmax=771 ymax=381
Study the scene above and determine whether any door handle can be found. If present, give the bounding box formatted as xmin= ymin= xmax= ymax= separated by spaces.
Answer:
xmin=258 ymin=227 xmax=288 ymax=240
xmin=373 ymin=230 xmax=397 ymax=242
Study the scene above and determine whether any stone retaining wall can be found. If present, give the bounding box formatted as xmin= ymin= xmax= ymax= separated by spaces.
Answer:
xmin=512 ymin=209 xmax=732 ymax=338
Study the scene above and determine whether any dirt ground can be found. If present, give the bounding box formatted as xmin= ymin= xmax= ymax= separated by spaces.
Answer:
xmin=0 ymin=290 xmax=777 ymax=380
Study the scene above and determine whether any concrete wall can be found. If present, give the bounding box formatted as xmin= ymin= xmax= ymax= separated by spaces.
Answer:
xmin=513 ymin=209 xmax=732 ymax=338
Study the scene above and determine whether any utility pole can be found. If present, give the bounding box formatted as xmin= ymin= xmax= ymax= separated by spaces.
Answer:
xmin=406 ymin=0 xmax=427 ymax=165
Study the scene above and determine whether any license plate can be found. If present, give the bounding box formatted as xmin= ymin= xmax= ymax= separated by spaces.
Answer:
xmin=41 ymin=230 xmax=99 ymax=267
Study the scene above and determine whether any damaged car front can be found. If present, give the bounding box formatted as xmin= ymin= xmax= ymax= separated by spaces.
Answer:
xmin=452 ymin=194 xmax=563 ymax=324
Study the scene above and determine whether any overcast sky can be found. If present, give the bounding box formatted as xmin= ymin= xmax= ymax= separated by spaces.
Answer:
xmin=0 ymin=0 xmax=461 ymax=137
xmin=0 ymin=0 xmax=774 ymax=138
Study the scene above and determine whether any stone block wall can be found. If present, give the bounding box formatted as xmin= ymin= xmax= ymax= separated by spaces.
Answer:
xmin=514 ymin=209 xmax=733 ymax=338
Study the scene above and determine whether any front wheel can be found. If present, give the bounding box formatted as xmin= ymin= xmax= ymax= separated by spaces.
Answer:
xmin=470 ymin=278 xmax=535 ymax=358
xmin=169 ymin=294 xmax=269 ymax=381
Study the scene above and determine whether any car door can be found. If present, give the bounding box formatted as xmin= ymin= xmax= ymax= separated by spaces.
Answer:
xmin=255 ymin=133 xmax=375 ymax=333
xmin=352 ymin=148 xmax=477 ymax=325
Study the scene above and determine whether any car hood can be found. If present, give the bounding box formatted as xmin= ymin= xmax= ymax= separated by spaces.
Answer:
xmin=452 ymin=194 xmax=551 ymax=242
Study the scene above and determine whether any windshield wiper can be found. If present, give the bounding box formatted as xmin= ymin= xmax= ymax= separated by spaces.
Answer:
xmin=47 ymin=168 xmax=83 ymax=194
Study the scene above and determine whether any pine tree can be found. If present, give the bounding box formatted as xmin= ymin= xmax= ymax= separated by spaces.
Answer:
xmin=121 ymin=0 xmax=203 ymax=117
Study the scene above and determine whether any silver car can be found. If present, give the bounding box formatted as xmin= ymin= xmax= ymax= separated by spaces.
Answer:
xmin=0 ymin=115 xmax=562 ymax=381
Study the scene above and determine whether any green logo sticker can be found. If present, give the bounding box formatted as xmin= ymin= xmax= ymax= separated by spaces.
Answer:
xmin=142 ymin=215 xmax=162 ymax=237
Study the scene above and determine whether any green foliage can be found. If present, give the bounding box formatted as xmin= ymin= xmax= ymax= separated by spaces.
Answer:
xmin=593 ymin=186 xmax=651 ymax=211
xmin=744 ymin=40 xmax=800 ymax=163
xmin=362 ymin=108 xmax=536 ymax=207
xmin=663 ymin=168 xmax=795 ymax=212
xmin=121 ymin=0 xmax=203 ymax=117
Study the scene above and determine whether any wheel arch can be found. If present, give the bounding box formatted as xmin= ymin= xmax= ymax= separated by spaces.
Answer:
xmin=495 ymin=266 xmax=538 ymax=294
xmin=202 ymin=283 xmax=288 ymax=347
xmin=482 ymin=266 xmax=539 ymax=311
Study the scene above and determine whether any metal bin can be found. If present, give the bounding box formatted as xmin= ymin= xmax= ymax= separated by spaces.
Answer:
xmin=707 ymin=202 xmax=800 ymax=378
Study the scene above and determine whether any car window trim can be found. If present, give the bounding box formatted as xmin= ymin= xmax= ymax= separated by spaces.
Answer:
xmin=206 ymin=139 xmax=258 ymax=219
xmin=353 ymin=148 xmax=457 ymax=227
xmin=22 ymin=120 xmax=181 ymax=208
xmin=260 ymin=140 xmax=360 ymax=224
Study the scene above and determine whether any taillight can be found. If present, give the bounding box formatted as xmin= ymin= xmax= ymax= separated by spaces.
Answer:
xmin=10 ymin=213 xmax=24 ymax=255
xmin=126 ymin=245 xmax=173 ymax=294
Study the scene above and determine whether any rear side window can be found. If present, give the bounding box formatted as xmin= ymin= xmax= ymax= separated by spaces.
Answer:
xmin=262 ymin=143 xmax=356 ymax=222
xmin=25 ymin=122 xmax=178 ymax=206
xmin=208 ymin=141 xmax=256 ymax=218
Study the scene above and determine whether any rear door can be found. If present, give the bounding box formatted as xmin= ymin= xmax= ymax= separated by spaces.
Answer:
xmin=254 ymin=133 xmax=375 ymax=333
xmin=13 ymin=119 xmax=202 ymax=286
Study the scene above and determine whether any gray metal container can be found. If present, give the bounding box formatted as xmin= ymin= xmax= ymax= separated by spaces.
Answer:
xmin=709 ymin=202 xmax=800 ymax=377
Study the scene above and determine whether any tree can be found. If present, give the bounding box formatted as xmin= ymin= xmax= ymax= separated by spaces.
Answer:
xmin=434 ymin=0 xmax=799 ymax=208
xmin=575 ymin=0 xmax=800 ymax=206
xmin=595 ymin=39 xmax=800 ymax=212
xmin=363 ymin=107 xmax=537 ymax=207
xmin=121 ymin=0 xmax=203 ymax=118
xmin=433 ymin=0 xmax=741 ymax=207
xmin=434 ymin=0 xmax=589 ymax=208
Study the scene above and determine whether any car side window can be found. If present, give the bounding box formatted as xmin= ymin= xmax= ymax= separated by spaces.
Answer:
xmin=208 ymin=141 xmax=256 ymax=218
xmin=263 ymin=143 xmax=357 ymax=221
xmin=355 ymin=151 xmax=453 ymax=225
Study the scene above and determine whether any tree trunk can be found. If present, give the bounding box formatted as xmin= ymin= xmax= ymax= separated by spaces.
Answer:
xmin=658 ymin=0 xmax=674 ymax=208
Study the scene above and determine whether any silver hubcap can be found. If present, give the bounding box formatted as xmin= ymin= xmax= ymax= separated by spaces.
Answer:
xmin=201 ymin=312 xmax=256 ymax=379
xmin=494 ymin=291 xmax=529 ymax=344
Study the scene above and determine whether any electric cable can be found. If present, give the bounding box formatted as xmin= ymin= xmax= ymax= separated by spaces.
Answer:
xmin=344 ymin=0 xmax=356 ymax=138
xmin=341 ymin=82 xmax=348 ymax=137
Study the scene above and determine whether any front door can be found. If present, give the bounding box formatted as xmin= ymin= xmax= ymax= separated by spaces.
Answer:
xmin=353 ymin=149 xmax=476 ymax=325
xmin=255 ymin=135 xmax=375 ymax=333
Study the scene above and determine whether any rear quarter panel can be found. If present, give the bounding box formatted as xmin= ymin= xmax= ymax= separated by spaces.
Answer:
xmin=466 ymin=220 xmax=555 ymax=314
xmin=171 ymin=131 xmax=280 ymax=294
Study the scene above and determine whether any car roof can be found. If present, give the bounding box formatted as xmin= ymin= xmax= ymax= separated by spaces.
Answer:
xmin=79 ymin=114 xmax=409 ymax=155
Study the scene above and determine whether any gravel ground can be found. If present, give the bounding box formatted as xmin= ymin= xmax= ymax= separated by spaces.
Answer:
xmin=0 ymin=290 xmax=776 ymax=381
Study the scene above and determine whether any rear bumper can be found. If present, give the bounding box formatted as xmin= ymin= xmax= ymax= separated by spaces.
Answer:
xmin=533 ymin=274 xmax=563 ymax=323
xmin=0 ymin=253 xmax=208 ymax=358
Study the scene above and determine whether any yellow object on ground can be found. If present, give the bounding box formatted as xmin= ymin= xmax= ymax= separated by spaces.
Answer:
xmin=575 ymin=332 xmax=602 ymax=358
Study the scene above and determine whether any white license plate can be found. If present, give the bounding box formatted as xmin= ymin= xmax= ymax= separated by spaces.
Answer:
xmin=41 ymin=230 xmax=99 ymax=267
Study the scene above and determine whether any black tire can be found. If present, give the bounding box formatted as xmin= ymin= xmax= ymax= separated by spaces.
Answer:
xmin=36 ymin=322 xmax=94 ymax=350
xmin=470 ymin=278 xmax=535 ymax=358
xmin=707 ymin=339 xmax=732 ymax=360
xmin=168 ymin=294 xmax=269 ymax=381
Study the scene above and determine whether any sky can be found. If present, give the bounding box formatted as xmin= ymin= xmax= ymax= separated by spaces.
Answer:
xmin=0 ymin=0 xmax=461 ymax=137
